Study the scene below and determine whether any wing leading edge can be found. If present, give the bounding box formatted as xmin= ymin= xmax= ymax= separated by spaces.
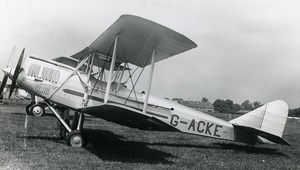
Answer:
xmin=71 ymin=15 xmax=197 ymax=67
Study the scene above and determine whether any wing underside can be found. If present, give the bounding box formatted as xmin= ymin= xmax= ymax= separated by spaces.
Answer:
xmin=79 ymin=103 xmax=178 ymax=132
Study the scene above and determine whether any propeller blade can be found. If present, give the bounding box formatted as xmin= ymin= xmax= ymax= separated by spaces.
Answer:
xmin=9 ymin=48 xmax=25 ymax=99
xmin=12 ymin=48 xmax=25 ymax=80
xmin=8 ymin=79 xmax=16 ymax=99
xmin=7 ymin=46 xmax=16 ymax=68
xmin=0 ymin=73 xmax=9 ymax=95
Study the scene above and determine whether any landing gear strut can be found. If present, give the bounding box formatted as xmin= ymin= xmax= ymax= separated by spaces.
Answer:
xmin=59 ymin=119 xmax=70 ymax=140
xmin=66 ymin=112 xmax=85 ymax=147
xmin=45 ymin=102 xmax=86 ymax=147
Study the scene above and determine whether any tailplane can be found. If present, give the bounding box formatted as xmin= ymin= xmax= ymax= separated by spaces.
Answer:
xmin=230 ymin=100 xmax=290 ymax=146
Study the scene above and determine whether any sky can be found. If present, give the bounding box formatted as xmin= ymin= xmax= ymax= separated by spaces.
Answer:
xmin=0 ymin=0 xmax=299 ymax=108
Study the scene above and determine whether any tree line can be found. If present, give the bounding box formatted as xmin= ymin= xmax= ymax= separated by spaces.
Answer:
xmin=212 ymin=99 xmax=261 ymax=113
xmin=210 ymin=98 xmax=299 ymax=117
xmin=289 ymin=108 xmax=300 ymax=117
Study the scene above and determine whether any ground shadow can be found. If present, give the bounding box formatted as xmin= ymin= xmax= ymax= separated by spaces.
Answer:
xmin=18 ymin=128 xmax=175 ymax=164
xmin=11 ymin=112 xmax=27 ymax=115
xmin=213 ymin=142 xmax=287 ymax=156
xmin=126 ymin=139 xmax=286 ymax=156
xmin=83 ymin=129 xmax=175 ymax=164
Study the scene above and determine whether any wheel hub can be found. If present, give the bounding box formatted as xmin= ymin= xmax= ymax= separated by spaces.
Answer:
xmin=33 ymin=106 xmax=42 ymax=114
xmin=70 ymin=135 xmax=83 ymax=147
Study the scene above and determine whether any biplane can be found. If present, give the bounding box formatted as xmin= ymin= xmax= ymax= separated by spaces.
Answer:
xmin=0 ymin=15 xmax=290 ymax=147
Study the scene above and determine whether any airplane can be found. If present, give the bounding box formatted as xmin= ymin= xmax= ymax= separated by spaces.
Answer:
xmin=0 ymin=15 xmax=290 ymax=147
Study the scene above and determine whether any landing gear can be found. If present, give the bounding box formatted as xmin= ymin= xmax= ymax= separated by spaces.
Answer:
xmin=66 ymin=130 xmax=84 ymax=147
xmin=25 ymin=102 xmax=34 ymax=115
xmin=65 ymin=112 xmax=86 ymax=147
xmin=60 ymin=119 xmax=70 ymax=140
xmin=25 ymin=102 xmax=46 ymax=116
xmin=30 ymin=104 xmax=45 ymax=116
xmin=45 ymin=102 xmax=86 ymax=147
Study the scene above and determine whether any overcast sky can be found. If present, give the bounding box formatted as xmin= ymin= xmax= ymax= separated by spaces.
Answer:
xmin=0 ymin=0 xmax=299 ymax=108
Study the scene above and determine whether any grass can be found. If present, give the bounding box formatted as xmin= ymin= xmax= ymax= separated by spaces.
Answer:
xmin=0 ymin=105 xmax=299 ymax=169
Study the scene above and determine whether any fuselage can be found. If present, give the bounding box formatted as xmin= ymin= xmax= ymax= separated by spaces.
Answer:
xmin=13 ymin=55 xmax=236 ymax=141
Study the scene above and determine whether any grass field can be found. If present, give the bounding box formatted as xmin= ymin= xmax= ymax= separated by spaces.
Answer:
xmin=0 ymin=105 xmax=299 ymax=170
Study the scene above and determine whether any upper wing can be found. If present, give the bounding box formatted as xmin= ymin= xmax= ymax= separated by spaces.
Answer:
xmin=71 ymin=15 xmax=197 ymax=67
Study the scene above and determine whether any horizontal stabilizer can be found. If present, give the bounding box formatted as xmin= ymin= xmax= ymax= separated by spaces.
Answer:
xmin=234 ymin=124 xmax=291 ymax=146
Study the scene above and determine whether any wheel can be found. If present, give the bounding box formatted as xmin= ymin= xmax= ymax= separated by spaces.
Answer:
xmin=60 ymin=128 xmax=68 ymax=140
xmin=30 ymin=104 xmax=45 ymax=116
xmin=71 ymin=112 xmax=80 ymax=130
xmin=66 ymin=130 xmax=84 ymax=147
xmin=79 ymin=113 xmax=85 ymax=130
xmin=59 ymin=119 xmax=70 ymax=139
xmin=25 ymin=104 xmax=33 ymax=115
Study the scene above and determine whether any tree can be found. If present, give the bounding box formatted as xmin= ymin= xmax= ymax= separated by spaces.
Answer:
xmin=253 ymin=101 xmax=262 ymax=109
xmin=289 ymin=108 xmax=300 ymax=117
xmin=213 ymin=99 xmax=224 ymax=113
xmin=213 ymin=99 xmax=239 ymax=113
xmin=201 ymin=97 xmax=209 ymax=102
xmin=224 ymin=99 xmax=234 ymax=113
xmin=232 ymin=103 xmax=241 ymax=113
xmin=241 ymin=100 xmax=254 ymax=110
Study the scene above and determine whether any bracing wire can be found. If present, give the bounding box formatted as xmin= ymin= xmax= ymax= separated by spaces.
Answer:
xmin=123 ymin=51 xmax=152 ymax=105
xmin=89 ymin=40 xmax=115 ymax=100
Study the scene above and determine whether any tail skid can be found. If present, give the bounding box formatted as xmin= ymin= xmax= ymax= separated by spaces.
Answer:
xmin=230 ymin=100 xmax=290 ymax=146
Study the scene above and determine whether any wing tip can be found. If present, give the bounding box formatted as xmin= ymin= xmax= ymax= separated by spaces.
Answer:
xmin=120 ymin=14 xmax=198 ymax=49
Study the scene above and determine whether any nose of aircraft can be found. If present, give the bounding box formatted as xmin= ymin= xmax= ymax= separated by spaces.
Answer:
xmin=9 ymin=48 xmax=25 ymax=99
xmin=0 ymin=48 xmax=25 ymax=98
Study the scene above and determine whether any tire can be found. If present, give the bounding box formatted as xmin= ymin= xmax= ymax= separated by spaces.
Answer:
xmin=66 ymin=130 xmax=84 ymax=147
xmin=59 ymin=119 xmax=70 ymax=139
xmin=71 ymin=112 xmax=80 ymax=130
xmin=79 ymin=113 xmax=85 ymax=130
xmin=30 ymin=104 xmax=45 ymax=117
xmin=25 ymin=104 xmax=33 ymax=115
xmin=60 ymin=128 xmax=68 ymax=140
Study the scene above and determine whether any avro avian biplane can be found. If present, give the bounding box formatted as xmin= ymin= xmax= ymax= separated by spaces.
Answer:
xmin=0 ymin=15 xmax=290 ymax=147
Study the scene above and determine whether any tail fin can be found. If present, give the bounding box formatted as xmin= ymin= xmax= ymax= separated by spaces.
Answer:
xmin=230 ymin=100 xmax=290 ymax=146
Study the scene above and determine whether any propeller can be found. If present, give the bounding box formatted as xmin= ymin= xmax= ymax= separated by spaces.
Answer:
xmin=0 ymin=46 xmax=16 ymax=95
xmin=9 ymin=48 xmax=25 ymax=99
xmin=0 ymin=74 xmax=9 ymax=95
